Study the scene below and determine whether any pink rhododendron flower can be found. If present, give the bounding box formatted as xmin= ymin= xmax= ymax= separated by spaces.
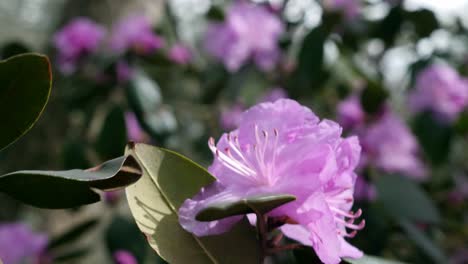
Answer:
xmin=53 ymin=18 xmax=105 ymax=74
xmin=354 ymin=176 xmax=377 ymax=202
xmin=113 ymin=250 xmax=137 ymax=264
xmin=180 ymin=99 xmax=364 ymax=264
xmin=168 ymin=43 xmax=192 ymax=65
xmin=0 ymin=223 xmax=48 ymax=264
xmin=409 ymin=64 xmax=468 ymax=121
xmin=220 ymin=88 xmax=288 ymax=130
xmin=110 ymin=15 xmax=164 ymax=55
xmin=337 ymin=95 xmax=365 ymax=130
xmin=360 ymin=112 xmax=427 ymax=180
xmin=125 ymin=112 xmax=148 ymax=143
xmin=204 ymin=2 xmax=284 ymax=72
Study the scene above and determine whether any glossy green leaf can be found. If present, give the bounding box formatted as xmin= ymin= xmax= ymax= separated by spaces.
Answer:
xmin=0 ymin=53 xmax=52 ymax=151
xmin=0 ymin=156 xmax=142 ymax=208
xmin=344 ymin=255 xmax=407 ymax=264
xmin=95 ymin=105 xmax=127 ymax=160
xmin=196 ymin=194 xmax=295 ymax=222
xmin=126 ymin=69 xmax=177 ymax=142
xmin=399 ymin=219 xmax=446 ymax=263
xmin=125 ymin=143 xmax=260 ymax=264
xmin=375 ymin=175 xmax=440 ymax=224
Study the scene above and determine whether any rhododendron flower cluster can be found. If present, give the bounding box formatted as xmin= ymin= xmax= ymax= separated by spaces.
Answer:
xmin=0 ymin=223 xmax=48 ymax=264
xmin=110 ymin=15 xmax=164 ymax=55
xmin=53 ymin=17 xmax=105 ymax=73
xmin=337 ymin=95 xmax=426 ymax=180
xmin=204 ymin=2 xmax=284 ymax=72
xmin=180 ymin=99 xmax=364 ymax=264
xmin=409 ymin=64 xmax=468 ymax=121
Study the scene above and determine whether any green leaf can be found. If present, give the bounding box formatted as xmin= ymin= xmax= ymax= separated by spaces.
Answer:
xmin=344 ymin=255 xmax=407 ymax=264
xmin=53 ymin=247 xmax=90 ymax=263
xmin=48 ymin=219 xmax=99 ymax=249
xmin=360 ymin=82 xmax=388 ymax=114
xmin=196 ymin=194 xmax=295 ymax=221
xmin=0 ymin=156 xmax=142 ymax=208
xmin=375 ymin=175 xmax=440 ymax=224
xmin=126 ymin=69 xmax=177 ymax=142
xmin=399 ymin=219 xmax=446 ymax=263
xmin=405 ymin=9 xmax=439 ymax=38
xmin=95 ymin=105 xmax=128 ymax=160
xmin=0 ymin=53 xmax=52 ymax=151
xmin=106 ymin=216 xmax=158 ymax=264
xmin=412 ymin=112 xmax=453 ymax=165
xmin=125 ymin=143 xmax=261 ymax=263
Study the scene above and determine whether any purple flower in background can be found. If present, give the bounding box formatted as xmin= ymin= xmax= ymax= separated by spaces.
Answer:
xmin=448 ymin=174 xmax=468 ymax=204
xmin=113 ymin=250 xmax=137 ymax=264
xmin=204 ymin=2 xmax=284 ymax=72
xmin=116 ymin=61 xmax=133 ymax=83
xmin=180 ymin=99 xmax=364 ymax=264
xmin=220 ymin=103 xmax=245 ymax=131
xmin=0 ymin=223 xmax=48 ymax=264
xmin=337 ymin=95 xmax=365 ymax=130
xmin=125 ymin=112 xmax=148 ymax=143
xmin=326 ymin=0 xmax=361 ymax=20
xmin=168 ymin=43 xmax=192 ymax=65
xmin=354 ymin=176 xmax=377 ymax=202
xmin=361 ymin=112 xmax=427 ymax=180
xmin=259 ymin=87 xmax=288 ymax=103
xmin=110 ymin=15 xmax=164 ymax=55
xmin=53 ymin=18 xmax=105 ymax=74
xmin=409 ymin=64 xmax=468 ymax=121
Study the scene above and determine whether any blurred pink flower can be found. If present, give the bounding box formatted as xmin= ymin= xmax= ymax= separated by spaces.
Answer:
xmin=337 ymin=95 xmax=365 ymax=130
xmin=110 ymin=15 xmax=164 ymax=55
xmin=168 ymin=43 xmax=192 ymax=65
xmin=116 ymin=61 xmax=133 ymax=83
xmin=259 ymin=87 xmax=288 ymax=103
xmin=360 ymin=112 xmax=427 ymax=180
xmin=354 ymin=176 xmax=377 ymax=202
xmin=204 ymin=2 xmax=284 ymax=72
xmin=53 ymin=17 xmax=105 ymax=74
xmin=409 ymin=64 xmax=468 ymax=122
xmin=0 ymin=223 xmax=48 ymax=264
xmin=113 ymin=250 xmax=137 ymax=264
xmin=125 ymin=112 xmax=148 ymax=143
xmin=180 ymin=99 xmax=364 ymax=264
xmin=220 ymin=103 xmax=245 ymax=131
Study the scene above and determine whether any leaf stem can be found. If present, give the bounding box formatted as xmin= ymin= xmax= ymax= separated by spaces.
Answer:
xmin=254 ymin=209 xmax=268 ymax=264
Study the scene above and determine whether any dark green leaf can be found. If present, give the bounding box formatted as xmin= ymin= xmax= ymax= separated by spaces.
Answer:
xmin=412 ymin=112 xmax=453 ymax=165
xmin=375 ymin=175 xmax=440 ymax=224
xmin=106 ymin=216 xmax=159 ymax=264
xmin=1 ymin=42 xmax=30 ymax=59
xmin=0 ymin=53 xmax=52 ymax=151
xmin=373 ymin=6 xmax=403 ymax=47
xmin=360 ymin=82 xmax=388 ymax=114
xmin=95 ymin=105 xmax=128 ymax=160
xmin=399 ymin=219 xmax=446 ymax=263
xmin=48 ymin=219 xmax=99 ymax=249
xmin=288 ymin=24 xmax=328 ymax=96
xmin=0 ymin=156 xmax=142 ymax=208
xmin=405 ymin=9 xmax=439 ymax=38
xmin=125 ymin=143 xmax=260 ymax=263
xmin=196 ymin=194 xmax=295 ymax=221
xmin=126 ymin=69 xmax=177 ymax=141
